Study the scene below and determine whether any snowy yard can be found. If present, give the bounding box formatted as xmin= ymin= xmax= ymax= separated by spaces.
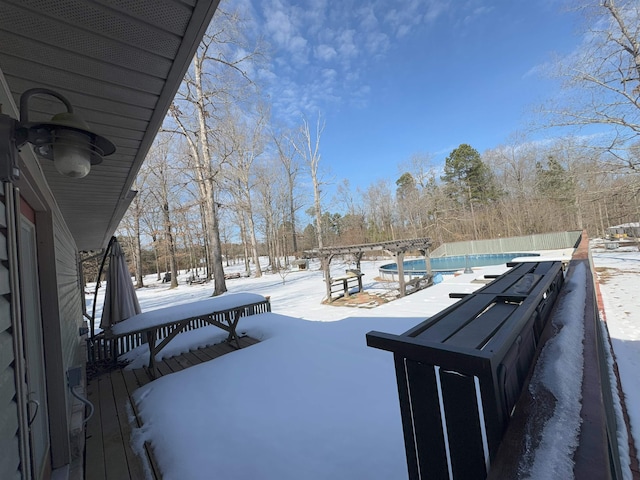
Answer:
xmin=89 ymin=247 xmax=639 ymax=479
xmin=592 ymin=245 xmax=640 ymax=479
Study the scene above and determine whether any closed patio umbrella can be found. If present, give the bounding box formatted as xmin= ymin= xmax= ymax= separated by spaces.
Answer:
xmin=100 ymin=237 xmax=141 ymax=330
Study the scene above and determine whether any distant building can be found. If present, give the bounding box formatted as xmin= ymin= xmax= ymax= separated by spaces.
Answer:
xmin=607 ymin=222 xmax=640 ymax=238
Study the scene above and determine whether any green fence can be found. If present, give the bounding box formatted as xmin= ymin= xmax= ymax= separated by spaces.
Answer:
xmin=430 ymin=231 xmax=582 ymax=257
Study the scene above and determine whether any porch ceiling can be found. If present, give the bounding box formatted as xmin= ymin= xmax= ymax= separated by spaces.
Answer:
xmin=0 ymin=0 xmax=220 ymax=251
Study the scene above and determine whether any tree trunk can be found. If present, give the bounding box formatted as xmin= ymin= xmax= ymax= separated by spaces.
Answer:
xmin=134 ymin=207 xmax=144 ymax=288
xmin=162 ymin=200 xmax=179 ymax=289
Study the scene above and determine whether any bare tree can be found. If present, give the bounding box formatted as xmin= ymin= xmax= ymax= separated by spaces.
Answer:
xmin=163 ymin=2 xmax=265 ymax=295
xmin=253 ymin=159 xmax=284 ymax=270
xmin=143 ymin=139 xmax=183 ymax=288
xmin=129 ymin=180 xmax=145 ymax=287
xmin=545 ymin=0 xmax=640 ymax=170
xmin=224 ymin=104 xmax=269 ymax=277
xmin=483 ymin=135 xmax=540 ymax=236
xmin=291 ymin=113 xmax=326 ymax=249
xmin=362 ymin=180 xmax=397 ymax=242
xmin=273 ymin=128 xmax=301 ymax=253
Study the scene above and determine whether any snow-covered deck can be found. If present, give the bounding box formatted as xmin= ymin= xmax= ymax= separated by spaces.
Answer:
xmin=85 ymin=336 xmax=260 ymax=480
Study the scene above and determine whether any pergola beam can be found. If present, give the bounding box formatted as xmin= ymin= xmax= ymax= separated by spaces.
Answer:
xmin=314 ymin=237 xmax=433 ymax=257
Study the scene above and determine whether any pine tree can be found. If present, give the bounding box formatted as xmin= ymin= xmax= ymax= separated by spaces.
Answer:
xmin=441 ymin=144 xmax=499 ymax=205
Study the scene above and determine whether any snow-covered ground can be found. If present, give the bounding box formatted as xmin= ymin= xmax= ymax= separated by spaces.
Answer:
xmin=591 ymin=244 xmax=640 ymax=478
xmin=87 ymin=246 xmax=639 ymax=479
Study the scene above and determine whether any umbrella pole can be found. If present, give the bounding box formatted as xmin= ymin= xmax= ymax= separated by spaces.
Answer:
xmin=90 ymin=236 xmax=117 ymax=340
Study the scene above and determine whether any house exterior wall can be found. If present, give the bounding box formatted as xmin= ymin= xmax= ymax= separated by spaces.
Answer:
xmin=2 ymin=85 xmax=90 ymax=477
xmin=54 ymin=224 xmax=85 ymax=375
xmin=37 ymin=209 xmax=87 ymax=470
xmin=0 ymin=181 xmax=22 ymax=480
xmin=607 ymin=223 xmax=640 ymax=238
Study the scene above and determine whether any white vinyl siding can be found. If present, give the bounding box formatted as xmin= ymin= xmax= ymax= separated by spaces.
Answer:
xmin=53 ymin=220 xmax=85 ymax=413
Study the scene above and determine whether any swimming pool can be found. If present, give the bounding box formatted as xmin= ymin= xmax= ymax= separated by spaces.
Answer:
xmin=379 ymin=252 xmax=540 ymax=277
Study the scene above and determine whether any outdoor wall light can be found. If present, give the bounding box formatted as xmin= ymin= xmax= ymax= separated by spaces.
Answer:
xmin=7 ymin=88 xmax=115 ymax=178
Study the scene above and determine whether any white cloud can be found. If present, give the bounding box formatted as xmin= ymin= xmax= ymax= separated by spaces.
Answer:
xmin=357 ymin=5 xmax=379 ymax=31
xmin=262 ymin=0 xmax=309 ymax=64
xmin=337 ymin=29 xmax=358 ymax=59
xmin=364 ymin=30 xmax=390 ymax=58
xmin=315 ymin=44 xmax=337 ymax=62
xmin=463 ymin=5 xmax=495 ymax=26
xmin=321 ymin=68 xmax=337 ymax=82
xmin=264 ymin=8 xmax=295 ymax=47
xmin=254 ymin=0 xmax=450 ymax=122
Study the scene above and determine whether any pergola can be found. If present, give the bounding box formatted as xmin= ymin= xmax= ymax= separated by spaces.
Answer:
xmin=315 ymin=237 xmax=433 ymax=301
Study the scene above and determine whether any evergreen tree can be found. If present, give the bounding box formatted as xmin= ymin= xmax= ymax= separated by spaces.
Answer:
xmin=396 ymin=172 xmax=418 ymax=201
xmin=441 ymin=144 xmax=499 ymax=205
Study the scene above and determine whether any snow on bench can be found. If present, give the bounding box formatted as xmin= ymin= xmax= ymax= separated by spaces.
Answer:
xmin=111 ymin=293 xmax=267 ymax=336
xmin=98 ymin=293 xmax=270 ymax=378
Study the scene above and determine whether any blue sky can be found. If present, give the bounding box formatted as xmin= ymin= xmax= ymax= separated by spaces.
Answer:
xmin=248 ymin=0 xmax=583 ymax=192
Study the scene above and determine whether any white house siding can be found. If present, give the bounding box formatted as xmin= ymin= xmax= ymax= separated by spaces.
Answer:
xmin=52 ymin=221 xmax=85 ymax=409
xmin=35 ymin=209 xmax=88 ymax=470
xmin=0 ymin=182 xmax=23 ymax=480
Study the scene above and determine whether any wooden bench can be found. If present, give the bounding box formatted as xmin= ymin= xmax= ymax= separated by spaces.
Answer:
xmin=328 ymin=269 xmax=365 ymax=301
xmin=89 ymin=293 xmax=271 ymax=378
xmin=404 ymin=274 xmax=433 ymax=295
xmin=187 ymin=274 xmax=208 ymax=285
xmin=367 ymin=261 xmax=564 ymax=479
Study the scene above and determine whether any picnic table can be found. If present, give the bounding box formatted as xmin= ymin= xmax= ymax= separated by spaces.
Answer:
xmin=106 ymin=293 xmax=270 ymax=378
xmin=187 ymin=273 xmax=207 ymax=284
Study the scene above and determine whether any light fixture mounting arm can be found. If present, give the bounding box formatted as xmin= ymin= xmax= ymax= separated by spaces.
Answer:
xmin=20 ymin=88 xmax=74 ymax=125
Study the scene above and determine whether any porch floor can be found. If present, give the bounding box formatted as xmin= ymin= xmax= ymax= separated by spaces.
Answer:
xmin=85 ymin=336 xmax=260 ymax=479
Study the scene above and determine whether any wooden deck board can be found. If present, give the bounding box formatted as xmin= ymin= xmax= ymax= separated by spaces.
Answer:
xmin=240 ymin=336 xmax=259 ymax=347
xmin=110 ymin=371 xmax=147 ymax=479
xmin=191 ymin=347 xmax=215 ymax=362
xmin=154 ymin=360 xmax=173 ymax=377
xmin=131 ymin=366 xmax=152 ymax=389
xmin=209 ymin=342 xmax=232 ymax=355
xmin=86 ymin=337 xmax=260 ymax=480
xmin=85 ymin=374 xmax=106 ymax=480
xmin=98 ymin=374 xmax=131 ymax=480
xmin=164 ymin=356 xmax=185 ymax=373
xmin=176 ymin=352 xmax=202 ymax=368
xmin=120 ymin=368 xmax=162 ymax=479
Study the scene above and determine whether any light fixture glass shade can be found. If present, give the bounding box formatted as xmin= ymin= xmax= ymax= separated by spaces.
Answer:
xmin=19 ymin=91 xmax=117 ymax=178
xmin=52 ymin=129 xmax=92 ymax=178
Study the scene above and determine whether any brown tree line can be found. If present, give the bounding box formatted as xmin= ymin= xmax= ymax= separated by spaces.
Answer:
xmin=114 ymin=0 xmax=640 ymax=288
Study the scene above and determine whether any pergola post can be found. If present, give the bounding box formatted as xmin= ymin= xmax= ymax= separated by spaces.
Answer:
xmin=420 ymin=248 xmax=433 ymax=277
xmin=396 ymin=252 xmax=406 ymax=297
xmin=354 ymin=252 xmax=364 ymax=270
xmin=322 ymin=254 xmax=333 ymax=302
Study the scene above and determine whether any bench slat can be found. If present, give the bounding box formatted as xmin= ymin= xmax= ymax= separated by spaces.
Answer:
xmin=412 ymin=294 xmax=496 ymax=343
xmin=444 ymin=300 xmax=519 ymax=350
